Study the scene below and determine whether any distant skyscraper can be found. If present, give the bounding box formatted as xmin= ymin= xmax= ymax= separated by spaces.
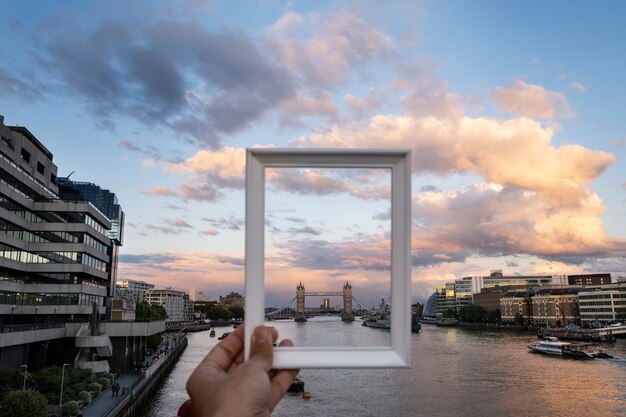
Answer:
xmin=189 ymin=287 xmax=196 ymax=301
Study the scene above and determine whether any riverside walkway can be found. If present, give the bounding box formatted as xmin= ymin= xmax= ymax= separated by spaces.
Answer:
xmin=81 ymin=373 xmax=142 ymax=417
xmin=80 ymin=332 xmax=186 ymax=417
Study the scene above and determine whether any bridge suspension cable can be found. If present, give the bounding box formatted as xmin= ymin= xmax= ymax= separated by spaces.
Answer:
xmin=352 ymin=296 xmax=372 ymax=311
xmin=266 ymin=297 xmax=297 ymax=316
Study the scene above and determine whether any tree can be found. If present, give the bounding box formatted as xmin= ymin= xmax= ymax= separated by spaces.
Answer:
xmin=443 ymin=308 xmax=457 ymax=318
xmin=136 ymin=301 xmax=167 ymax=321
xmin=229 ymin=306 xmax=244 ymax=320
xmin=0 ymin=390 xmax=48 ymax=417
xmin=204 ymin=304 xmax=233 ymax=320
xmin=458 ymin=304 xmax=487 ymax=323
xmin=486 ymin=308 xmax=501 ymax=323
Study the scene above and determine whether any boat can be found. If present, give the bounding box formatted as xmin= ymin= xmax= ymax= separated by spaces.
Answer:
xmin=411 ymin=315 xmax=421 ymax=333
xmin=362 ymin=299 xmax=391 ymax=329
xmin=209 ymin=328 xmax=216 ymax=337
xmin=218 ymin=332 xmax=230 ymax=340
xmin=528 ymin=337 xmax=594 ymax=359
xmin=362 ymin=317 xmax=391 ymax=329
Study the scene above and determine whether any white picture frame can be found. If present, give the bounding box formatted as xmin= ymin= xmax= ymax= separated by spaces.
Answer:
xmin=244 ymin=148 xmax=412 ymax=368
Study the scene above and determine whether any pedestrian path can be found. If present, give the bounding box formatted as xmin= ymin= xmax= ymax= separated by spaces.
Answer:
xmin=80 ymin=373 xmax=141 ymax=417
xmin=80 ymin=332 xmax=186 ymax=417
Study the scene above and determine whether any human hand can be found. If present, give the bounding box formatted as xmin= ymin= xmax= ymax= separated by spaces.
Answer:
xmin=186 ymin=324 xmax=299 ymax=417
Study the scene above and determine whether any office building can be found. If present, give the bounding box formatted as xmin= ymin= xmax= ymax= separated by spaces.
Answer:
xmin=116 ymin=279 xmax=155 ymax=301
xmin=0 ymin=115 xmax=162 ymax=373
xmin=578 ymin=283 xmax=626 ymax=326
xmin=142 ymin=288 xmax=194 ymax=324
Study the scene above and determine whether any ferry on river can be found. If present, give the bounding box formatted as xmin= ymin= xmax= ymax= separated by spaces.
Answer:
xmin=528 ymin=337 xmax=612 ymax=359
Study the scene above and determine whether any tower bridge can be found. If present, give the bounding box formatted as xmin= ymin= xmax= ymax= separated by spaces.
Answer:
xmin=265 ymin=282 xmax=370 ymax=321
xmin=295 ymin=282 xmax=354 ymax=322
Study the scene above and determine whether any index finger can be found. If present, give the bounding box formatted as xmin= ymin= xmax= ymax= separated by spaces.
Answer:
xmin=199 ymin=324 xmax=246 ymax=370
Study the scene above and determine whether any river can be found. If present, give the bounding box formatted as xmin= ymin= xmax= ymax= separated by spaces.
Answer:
xmin=141 ymin=317 xmax=626 ymax=417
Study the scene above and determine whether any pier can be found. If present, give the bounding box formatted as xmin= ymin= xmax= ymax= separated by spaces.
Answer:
xmin=539 ymin=324 xmax=626 ymax=342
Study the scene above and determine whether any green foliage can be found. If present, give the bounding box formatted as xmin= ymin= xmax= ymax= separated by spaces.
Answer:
xmin=136 ymin=301 xmax=167 ymax=321
xmin=458 ymin=304 xmax=487 ymax=323
xmin=443 ymin=308 xmax=457 ymax=318
xmin=87 ymin=382 xmax=101 ymax=395
xmin=78 ymin=390 xmax=91 ymax=405
xmin=45 ymin=392 xmax=56 ymax=404
xmin=229 ymin=306 xmax=244 ymax=320
xmin=486 ymin=308 xmax=501 ymax=323
xmin=0 ymin=390 xmax=48 ymax=417
xmin=97 ymin=377 xmax=110 ymax=389
xmin=203 ymin=304 xmax=234 ymax=320
xmin=103 ymin=372 xmax=114 ymax=382
xmin=0 ymin=370 xmax=24 ymax=401
xmin=110 ymin=367 xmax=120 ymax=376
xmin=62 ymin=400 xmax=79 ymax=416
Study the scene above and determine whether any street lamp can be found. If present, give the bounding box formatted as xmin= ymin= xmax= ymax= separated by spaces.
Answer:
xmin=91 ymin=353 xmax=99 ymax=380
xmin=34 ymin=306 xmax=39 ymax=329
xmin=20 ymin=364 xmax=27 ymax=390
xmin=59 ymin=364 xmax=69 ymax=406
xmin=10 ymin=305 xmax=15 ymax=326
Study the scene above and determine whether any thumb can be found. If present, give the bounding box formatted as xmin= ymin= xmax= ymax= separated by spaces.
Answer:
xmin=248 ymin=326 xmax=275 ymax=371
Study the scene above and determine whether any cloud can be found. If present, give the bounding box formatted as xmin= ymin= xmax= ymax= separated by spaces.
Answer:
xmin=118 ymin=139 xmax=163 ymax=160
xmin=570 ymin=82 xmax=588 ymax=92
xmin=279 ymin=90 xmax=338 ymax=126
xmin=144 ymin=218 xmax=194 ymax=234
xmin=38 ymin=20 xmax=296 ymax=147
xmin=412 ymin=250 xmax=470 ymax=267
xmin=157 ymin=147 xmax=391 ymax=203
xmin=344 ymin=91 xmax=384 ymax=119
xmin=291 ymin=115 xmax=614 ymax=206
xmin=265 ymin=10 xmax=391 ymax=86
xmin=0 ymin=67 xmax=43 ymax=102
xmin=412 ymin=183 xmax=626 ymax=261
xmin=119 ymin=253 xmax=180 ymax=264
xmin=288 ymin=226 xmax=323 ymax=235
xmin=492 ymin=79 xmax=570 ymax=119
xmin=201 ymin=229 xmax=219 ymax=236
xmin=202 ymin=216 xmax=244 ymax=231
xmin=273 ymin=238 xmax=390 ymax=272
xmin=610 ymin=137 xmax=626 ymax=147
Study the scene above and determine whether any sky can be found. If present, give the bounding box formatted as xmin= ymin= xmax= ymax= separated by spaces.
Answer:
xmin=1 ymin=0 xmax=625 ymax=306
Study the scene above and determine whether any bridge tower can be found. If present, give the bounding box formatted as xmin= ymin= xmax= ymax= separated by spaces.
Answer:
xmin=341 ymin=281 xmax=355 ymax=322
xmin=295 ymin=282 xmax=307 ymax=322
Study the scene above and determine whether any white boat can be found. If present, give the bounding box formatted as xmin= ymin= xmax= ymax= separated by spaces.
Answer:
xmin=528 ymin=337 xmax=570 ymax=355
xmin=528 ymin=337 xmax=594 ymax=359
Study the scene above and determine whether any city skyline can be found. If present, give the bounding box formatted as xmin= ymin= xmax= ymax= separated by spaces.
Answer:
xmin=1 ymin=1 xmax=625 ymax=305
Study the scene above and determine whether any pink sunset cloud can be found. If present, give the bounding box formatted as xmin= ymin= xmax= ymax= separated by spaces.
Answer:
xmin=492 ymin=79 xmax=571 ymax=119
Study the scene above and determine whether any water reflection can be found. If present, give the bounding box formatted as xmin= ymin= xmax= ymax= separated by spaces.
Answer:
xmin=141 ymin=320 xmax=626 ymax=417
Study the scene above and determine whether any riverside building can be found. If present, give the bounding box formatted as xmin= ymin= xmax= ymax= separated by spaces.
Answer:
xmin=578 ymin=283 xmax=626 ymax=326
xmin=142 ymin=288 xmax=194 ymax=324
xmin=0 ymin=115 xmax=163 ymax=373
xmin=435 ymin=271 xmax=568 ymax=315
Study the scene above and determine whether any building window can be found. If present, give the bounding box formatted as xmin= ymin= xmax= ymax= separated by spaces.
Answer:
xmin=1 ymin=136 xmax=14 ymax=150
xmin=21 ymin=148 xmax=30 ymax=163
xmin=37 ymin=162 xmax=45 ymax=174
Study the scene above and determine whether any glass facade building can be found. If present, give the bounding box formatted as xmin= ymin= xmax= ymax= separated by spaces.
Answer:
xmin=0 ymin=115 xmax=121 ymax=312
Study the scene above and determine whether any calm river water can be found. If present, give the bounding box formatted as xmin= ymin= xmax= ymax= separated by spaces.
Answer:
xmin=141 ymin=317 xmax=626 ymax=417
